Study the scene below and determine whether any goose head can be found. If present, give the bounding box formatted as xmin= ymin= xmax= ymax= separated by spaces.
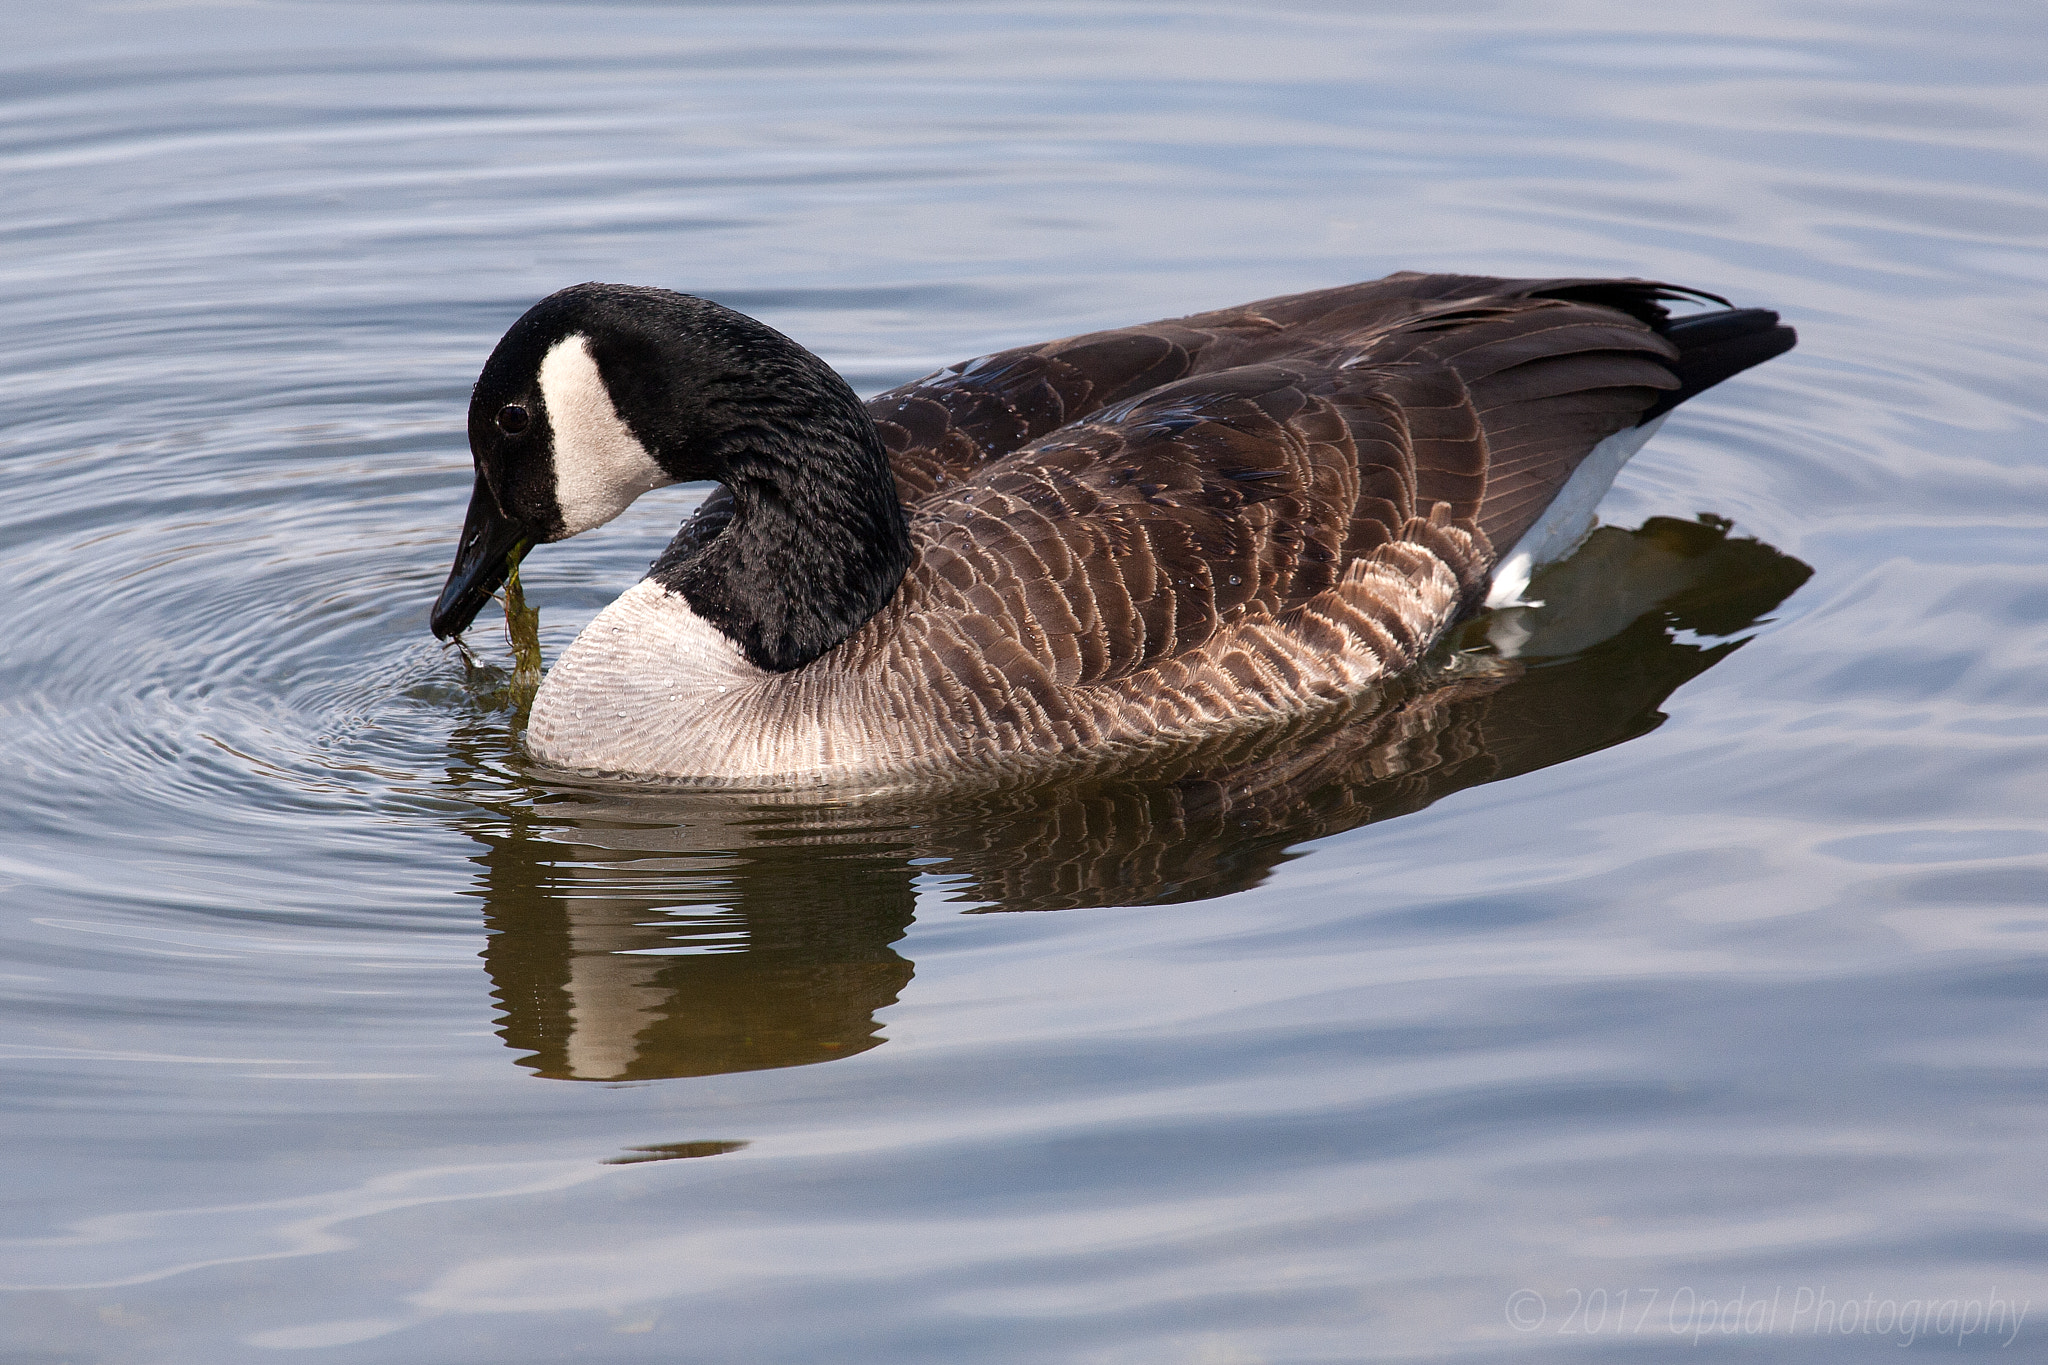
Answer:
xmin=431 ymin=283 xmax=912 ymax=671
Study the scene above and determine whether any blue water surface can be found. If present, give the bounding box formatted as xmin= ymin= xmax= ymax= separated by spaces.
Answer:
xmin=3 ymin=2 xmax=2047 ymax=1360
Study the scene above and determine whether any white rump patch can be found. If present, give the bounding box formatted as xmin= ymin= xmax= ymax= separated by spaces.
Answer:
xmin=1483 ymin=414 xmax=1667 ymax=609
xmin=537 ymin=333 xmax=673 ymax=536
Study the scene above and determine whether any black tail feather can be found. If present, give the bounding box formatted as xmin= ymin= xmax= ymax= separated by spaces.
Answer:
xmin=1645 ymin=308 xmax=1796 ymax=421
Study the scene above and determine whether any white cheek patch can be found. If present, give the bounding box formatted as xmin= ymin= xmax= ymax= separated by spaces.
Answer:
xmin=537 ymin=333 xmax=673 ymax=536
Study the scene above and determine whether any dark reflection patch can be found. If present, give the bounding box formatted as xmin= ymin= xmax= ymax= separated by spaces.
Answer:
xmin=605 ymin=1140 xmax=751 ymax=1166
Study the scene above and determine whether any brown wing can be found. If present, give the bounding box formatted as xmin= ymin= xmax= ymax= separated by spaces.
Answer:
xmin=866 ymin=328 xmax=1238 ymax=503
xmin=895 ymin=361 xmax=1477 ymax=690
xmin=863 ymin=272 xmax=1706 ymax=515
xmin=889 ymin=278 xmax=1689 ymax=689
xmin=1356 ymin=292 xmax=1684 ymax=550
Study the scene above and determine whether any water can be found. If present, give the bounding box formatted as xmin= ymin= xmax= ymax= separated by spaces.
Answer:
xmin=4 ymin=2 xmax=2047 ymax=1359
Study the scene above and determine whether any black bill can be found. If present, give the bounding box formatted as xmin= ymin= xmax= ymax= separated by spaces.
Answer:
xmin=431 ymin=472 xmax=536 ymax=639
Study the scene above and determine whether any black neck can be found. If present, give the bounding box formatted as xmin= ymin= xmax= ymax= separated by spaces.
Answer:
xmin=633 ymin=305 xmax=911 ymax=673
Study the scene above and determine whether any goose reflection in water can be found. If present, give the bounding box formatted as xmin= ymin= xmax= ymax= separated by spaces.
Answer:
xmin=447 ymin=516 xmax=1809 ymax=1083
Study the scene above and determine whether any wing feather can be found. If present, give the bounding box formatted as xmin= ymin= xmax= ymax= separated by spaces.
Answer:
xmin=780 ymin=274 xmax=1762 ymax=712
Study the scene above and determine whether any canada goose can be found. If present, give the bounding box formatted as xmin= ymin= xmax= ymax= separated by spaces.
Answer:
xmin=430 ymin=272 xmax=1794 ymax=788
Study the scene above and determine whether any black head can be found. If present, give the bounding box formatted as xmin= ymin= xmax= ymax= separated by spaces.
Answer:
xmin=432 ymin=284 xmax=686 ymax=639
xmin=431 ymin=283 xmax=912 ymax=668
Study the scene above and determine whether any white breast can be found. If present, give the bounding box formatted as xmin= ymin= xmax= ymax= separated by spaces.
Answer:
xmin=524 ymin=581 xmax=900 ymax=785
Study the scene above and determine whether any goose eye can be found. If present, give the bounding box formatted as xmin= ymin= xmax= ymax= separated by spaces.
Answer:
xmin=496 ymin=403 xmax=530 ymax=435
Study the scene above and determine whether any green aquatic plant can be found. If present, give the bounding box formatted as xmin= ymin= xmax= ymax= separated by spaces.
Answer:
xmin=502 ymin=554 xmax=542 ymax=713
